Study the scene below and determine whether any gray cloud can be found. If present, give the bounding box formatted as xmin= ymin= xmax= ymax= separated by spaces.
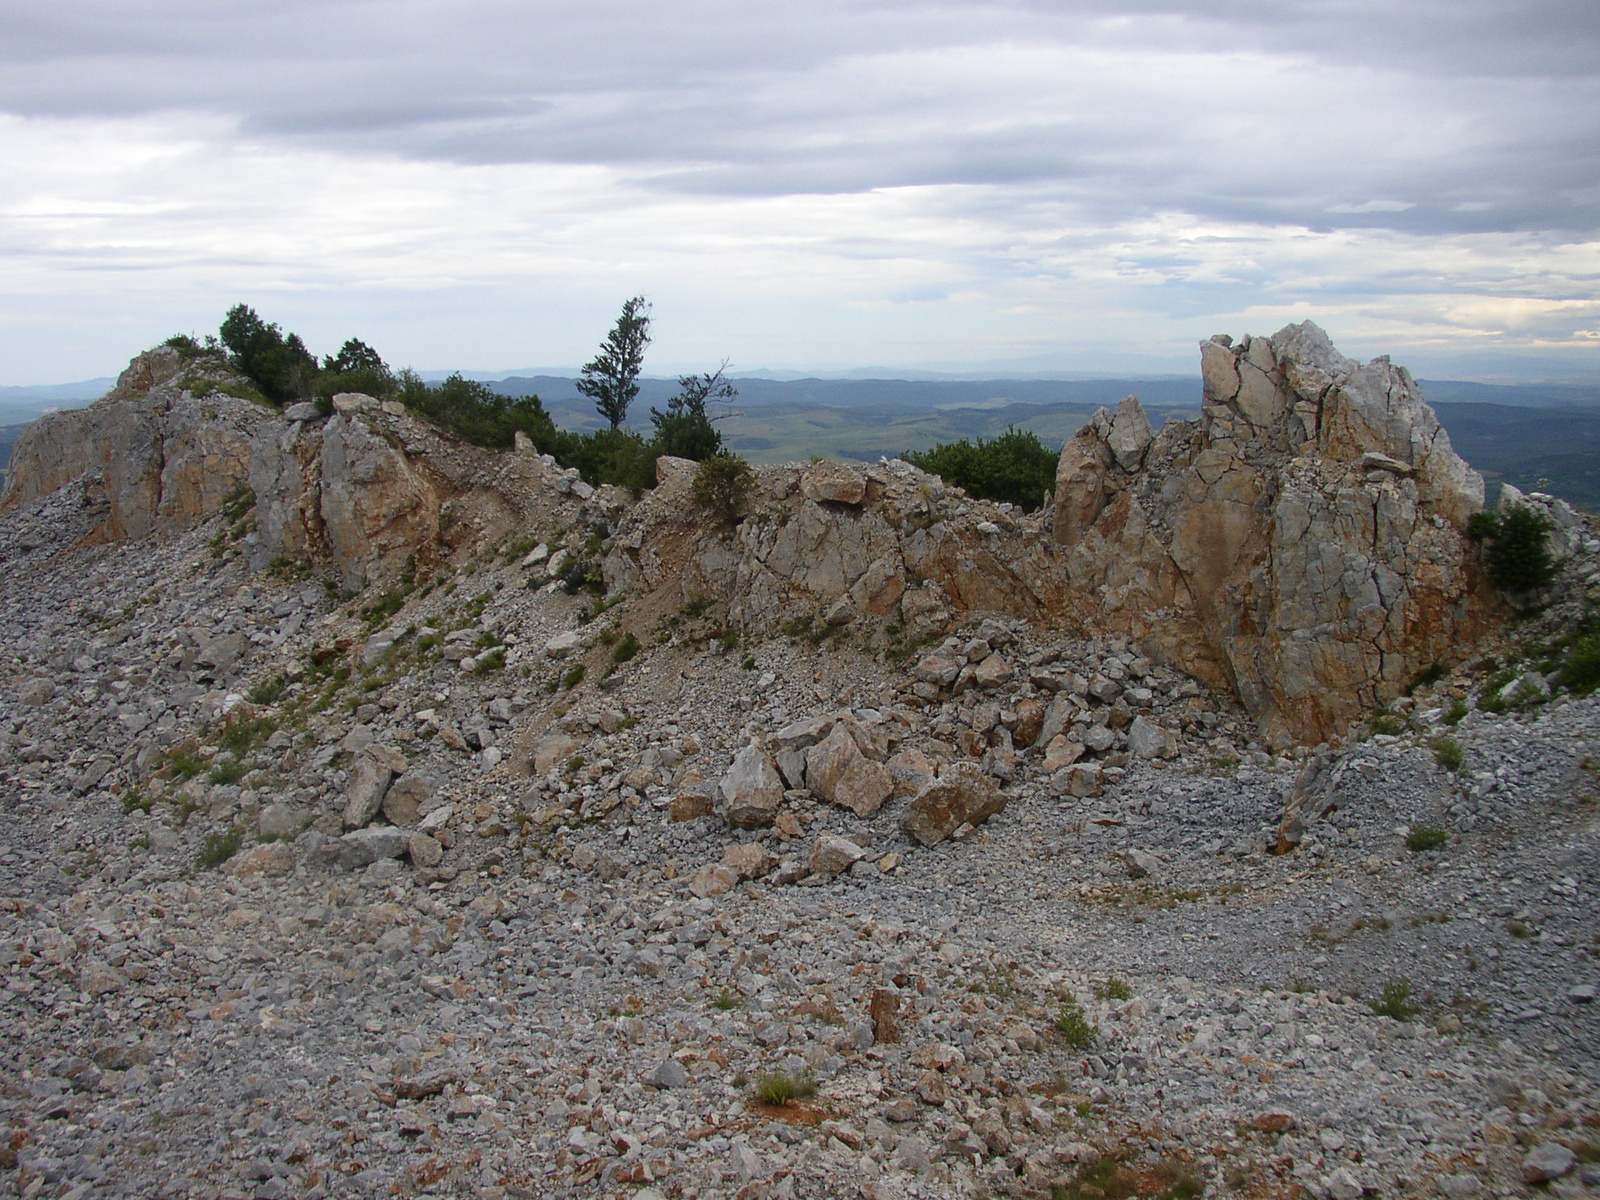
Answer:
xmin=3 ymin=0 xmax=1596 ymax=243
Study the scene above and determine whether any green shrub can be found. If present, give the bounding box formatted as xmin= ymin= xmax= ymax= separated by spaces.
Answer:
xmin=1442 ymin=698 xmax=1469 ymax=725
xmin=1557 ymin=628 xmax=1600 ymax=696
xmin=651 ymin=365 xmax=733 ymax=461
xmin=561 ymin=664 xmax=586 ymax=690
xmin=612 ymin=631 xmax=640 ymax=663
xmin=1431 ymin=737 xmax=1464 ymax=772
xmin=398 ymin=369 xmax=559 ymax=451
xmin=691 ymin=453 xmax=754 ymax=526
xmin=904 ymin=426 xmax=1057 ymax=512
xmin=1370 ymin=979 xmax=1417 ymax=1021
xmin=1054 ymin=994 xmax=1098 ymax=1046
xmin=1481 ymin=504 xmax=1558 ymax=592
xmin=473 ymin=647 xmax=506 ymax=674
xmin=196 ymin=826 xmax=243 ymax=870
xmin=1406 ymin=823 xmax=1449 ymax=852
xmin=751 ymin=1070 xmax=817 ymax=1107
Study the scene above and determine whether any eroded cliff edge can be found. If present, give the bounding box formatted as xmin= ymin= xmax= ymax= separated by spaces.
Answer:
xmin=1 ymin=322 xmax=1502 ymax=747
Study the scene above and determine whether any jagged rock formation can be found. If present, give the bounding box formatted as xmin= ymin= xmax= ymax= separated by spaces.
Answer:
xmin=3 ymin=323 xmax=1499 ymax=748
xmin=1052 ymin=322 xmax=1492 ymax=745
xmin=0 ymin=347 xmax=266 ymax=543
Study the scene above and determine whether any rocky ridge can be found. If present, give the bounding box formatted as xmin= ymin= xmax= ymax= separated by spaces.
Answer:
xmin=0 ymin=327 xmax=1596 ymax=1199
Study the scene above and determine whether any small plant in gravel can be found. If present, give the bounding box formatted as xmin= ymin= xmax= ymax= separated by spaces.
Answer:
xmin=712 ymin=988 xmax=742 ymax=1011
xmin=1442 ymin=698 xmax=1469 ymax=725
xmin=196 ymin=826 xmax=242 ymax=870
xmin=560 ymin=664 xmax=586 ymax=690
xmin=751 ymin=1070 xmax=816 ymax=1107
xmin=1094 ymin=976 xmax=1133 ymax=1001
xmin=1406 ymin=823 xmax=1449 ymax=852
xmin=207 ymin=757 xmax=247 ymax=786
xmin=1370 ymin=979 xmax=1417 ymax=1021
xmin=1053 ymin=994 xmax=1098 ymax=1046
xmin=246 ymin=673 xmax=287 ymax=705
xmin=1558 ymin=627 xmax=1600 ymax=696
xmin=1053 ymin=1153 xmax=1136 ymax=1200
xmin=1431 ymin=737 xmax=1465 ymax=772
xmin=1368 ymin=709 xmax=1405 ymax=736
xmin=611 ymin=631 xmax=640 ymax=663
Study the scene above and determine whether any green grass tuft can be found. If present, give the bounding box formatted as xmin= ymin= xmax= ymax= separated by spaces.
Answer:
xmin=1054 ymin=994 xmax=1098 ymax=1047
xmin=751 ymin=1070 xmax=817 ymax=1107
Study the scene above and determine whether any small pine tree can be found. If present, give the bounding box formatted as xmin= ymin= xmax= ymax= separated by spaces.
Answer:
xmin=1483 ymin=504 xmax=1557 ymax=592
xmin=577 ymin=297 xmax=652 ymax=431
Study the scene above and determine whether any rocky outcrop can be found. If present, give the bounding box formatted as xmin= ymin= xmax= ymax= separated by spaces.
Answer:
xmin=1052 ymin=322 xmax=1492 ymax=746
xmin=0 ymin=347 xmax=267 ymax=543
xmin=7 ymin=325 xmax=1500 ymax=747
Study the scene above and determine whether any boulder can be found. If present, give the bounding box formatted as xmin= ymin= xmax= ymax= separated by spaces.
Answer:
xmin=810 ymin=834 xmax=865 ymax=878
xmin=382 ymin=773 xmax=436 ymax=827
xmin=719 ymin=744 xmax=785 ymax=829
xmin=533 ymin=733 xmax=579 ymax=775
xmin=805 ymin=725 xmax=893 ymax=817
xmin=902 ymin=763 xmax=1005 ymax=847
xmin=800 ymin=460 xmax=866 ymax=505
xmin=722 ymin=842 xmax=774 ymax=880
xmin=336 ymin=827 xmax=410 ymax=870
xmin=342 ymin=753 xmax=394 ymax=829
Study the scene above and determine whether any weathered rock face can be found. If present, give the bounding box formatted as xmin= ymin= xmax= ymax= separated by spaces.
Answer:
xmin=318 ymin=414 xmax=440 ymax=591
xmin=0 ymin=348 xmax=266 ymax=543
xmin=1054 ymin=322 xmax=1492 ymax=746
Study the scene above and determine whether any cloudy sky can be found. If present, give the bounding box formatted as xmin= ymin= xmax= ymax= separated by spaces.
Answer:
xmin=2 ymin=0 xmax=1598 ymax=384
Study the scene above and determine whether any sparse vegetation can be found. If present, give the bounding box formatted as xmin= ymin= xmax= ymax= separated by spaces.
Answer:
xmin=1370 ymin=979 xmax=1417 ymax=1021
xmin=1406 ymin=823 xmax=1449 ymax=852
xmin=751 ymin=1070 xmax=817 ymax=1107
xmin=1431 ymin=736 xmax=1464 ymax=772
xmin=691 ymin=452 xmax=754 ymax=526
xmin=1094 ymin=976 xmax=1133 ymax=1001
xmin=1054 ymin=994 xmax=1098 ymax=1046
xmin=196 ymin=826 xmax=242 ymax=870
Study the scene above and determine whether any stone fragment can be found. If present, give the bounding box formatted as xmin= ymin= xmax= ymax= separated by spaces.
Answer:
xmin=670 ymin=791 xmax=715 ymax=822
xmin=912 ymin=650 xmax=963 ymax=687
xmin=1123 ymin=848 xmax=1162 ymax=878
xmin=382 ymin=773 xmax=435 ymax=827
xmin=1060 ymin=763 xmax=1103 ymax=798
xmin=902 ymin=763 xmax=1004 ymax=847
xmin=805 ymin=725 xmax=893 ymax=817
xmin=336 ymin=827 xmax=409 ymax=869
xmin=257 ymin=802 xmax=300 ymax=842
xmin=689 ymin=863 xmax=739 ymax=898
xmin=973 ymin=654 xmax=1012 ymax=689
xmin=646 ymin=1058 xmax=689 ymax=1089
xmin=532 ymin=733 xmax=579 ymax=775
xmin=809 ymin=835 xmax=863 ymax=879
xmin=1042 ymin=736 xmax=1084 ymax=771
xmin=1126 ymin=715 xmax=1172 ymax=759
xmin=1012 ymin=697 xmax=1045 ymax=747
xmin=885 ymin=747 xmax=936 ymax=798
xmin=224 ymin=842 xmax=295 ymax=878
xmin=722 ymin=842 xmax=774 ymax=880
xmin=800 ymin=460 xmax=866 ymax=505
xmin=1522 ymin=1143 xmax=1576 ymax=1185
xmin=342 ymin=753 xmax=394 ymax=829
xmin=719 ymin=743 xmax=785 ymax=829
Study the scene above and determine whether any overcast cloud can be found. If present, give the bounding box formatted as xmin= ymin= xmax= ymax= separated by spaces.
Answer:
xmin=2 ymin=0 xmax=1597 ymax=383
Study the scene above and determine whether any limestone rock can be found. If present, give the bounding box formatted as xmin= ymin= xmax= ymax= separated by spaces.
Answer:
xmin=810 ymin=834 xmax=865 ymax=878
xmin=342 ymin=754 xmax=394 ymax=830
xmin=224 ymin=842 xmax=296 ymax=878
xmin=800 ymin=460 xmax=866 ymax=505
xmin=336 ymin=827 xmax=410 ymax=869
xmin=381 ymin=773 xmax=435 ymax=827
xmin=902 ymin=763 xmax=1005 ymax=847
xmin=805 ymin=725 xmax=893 ymax=817
xmin=719 ymin=744 xmax=785 ymax=829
